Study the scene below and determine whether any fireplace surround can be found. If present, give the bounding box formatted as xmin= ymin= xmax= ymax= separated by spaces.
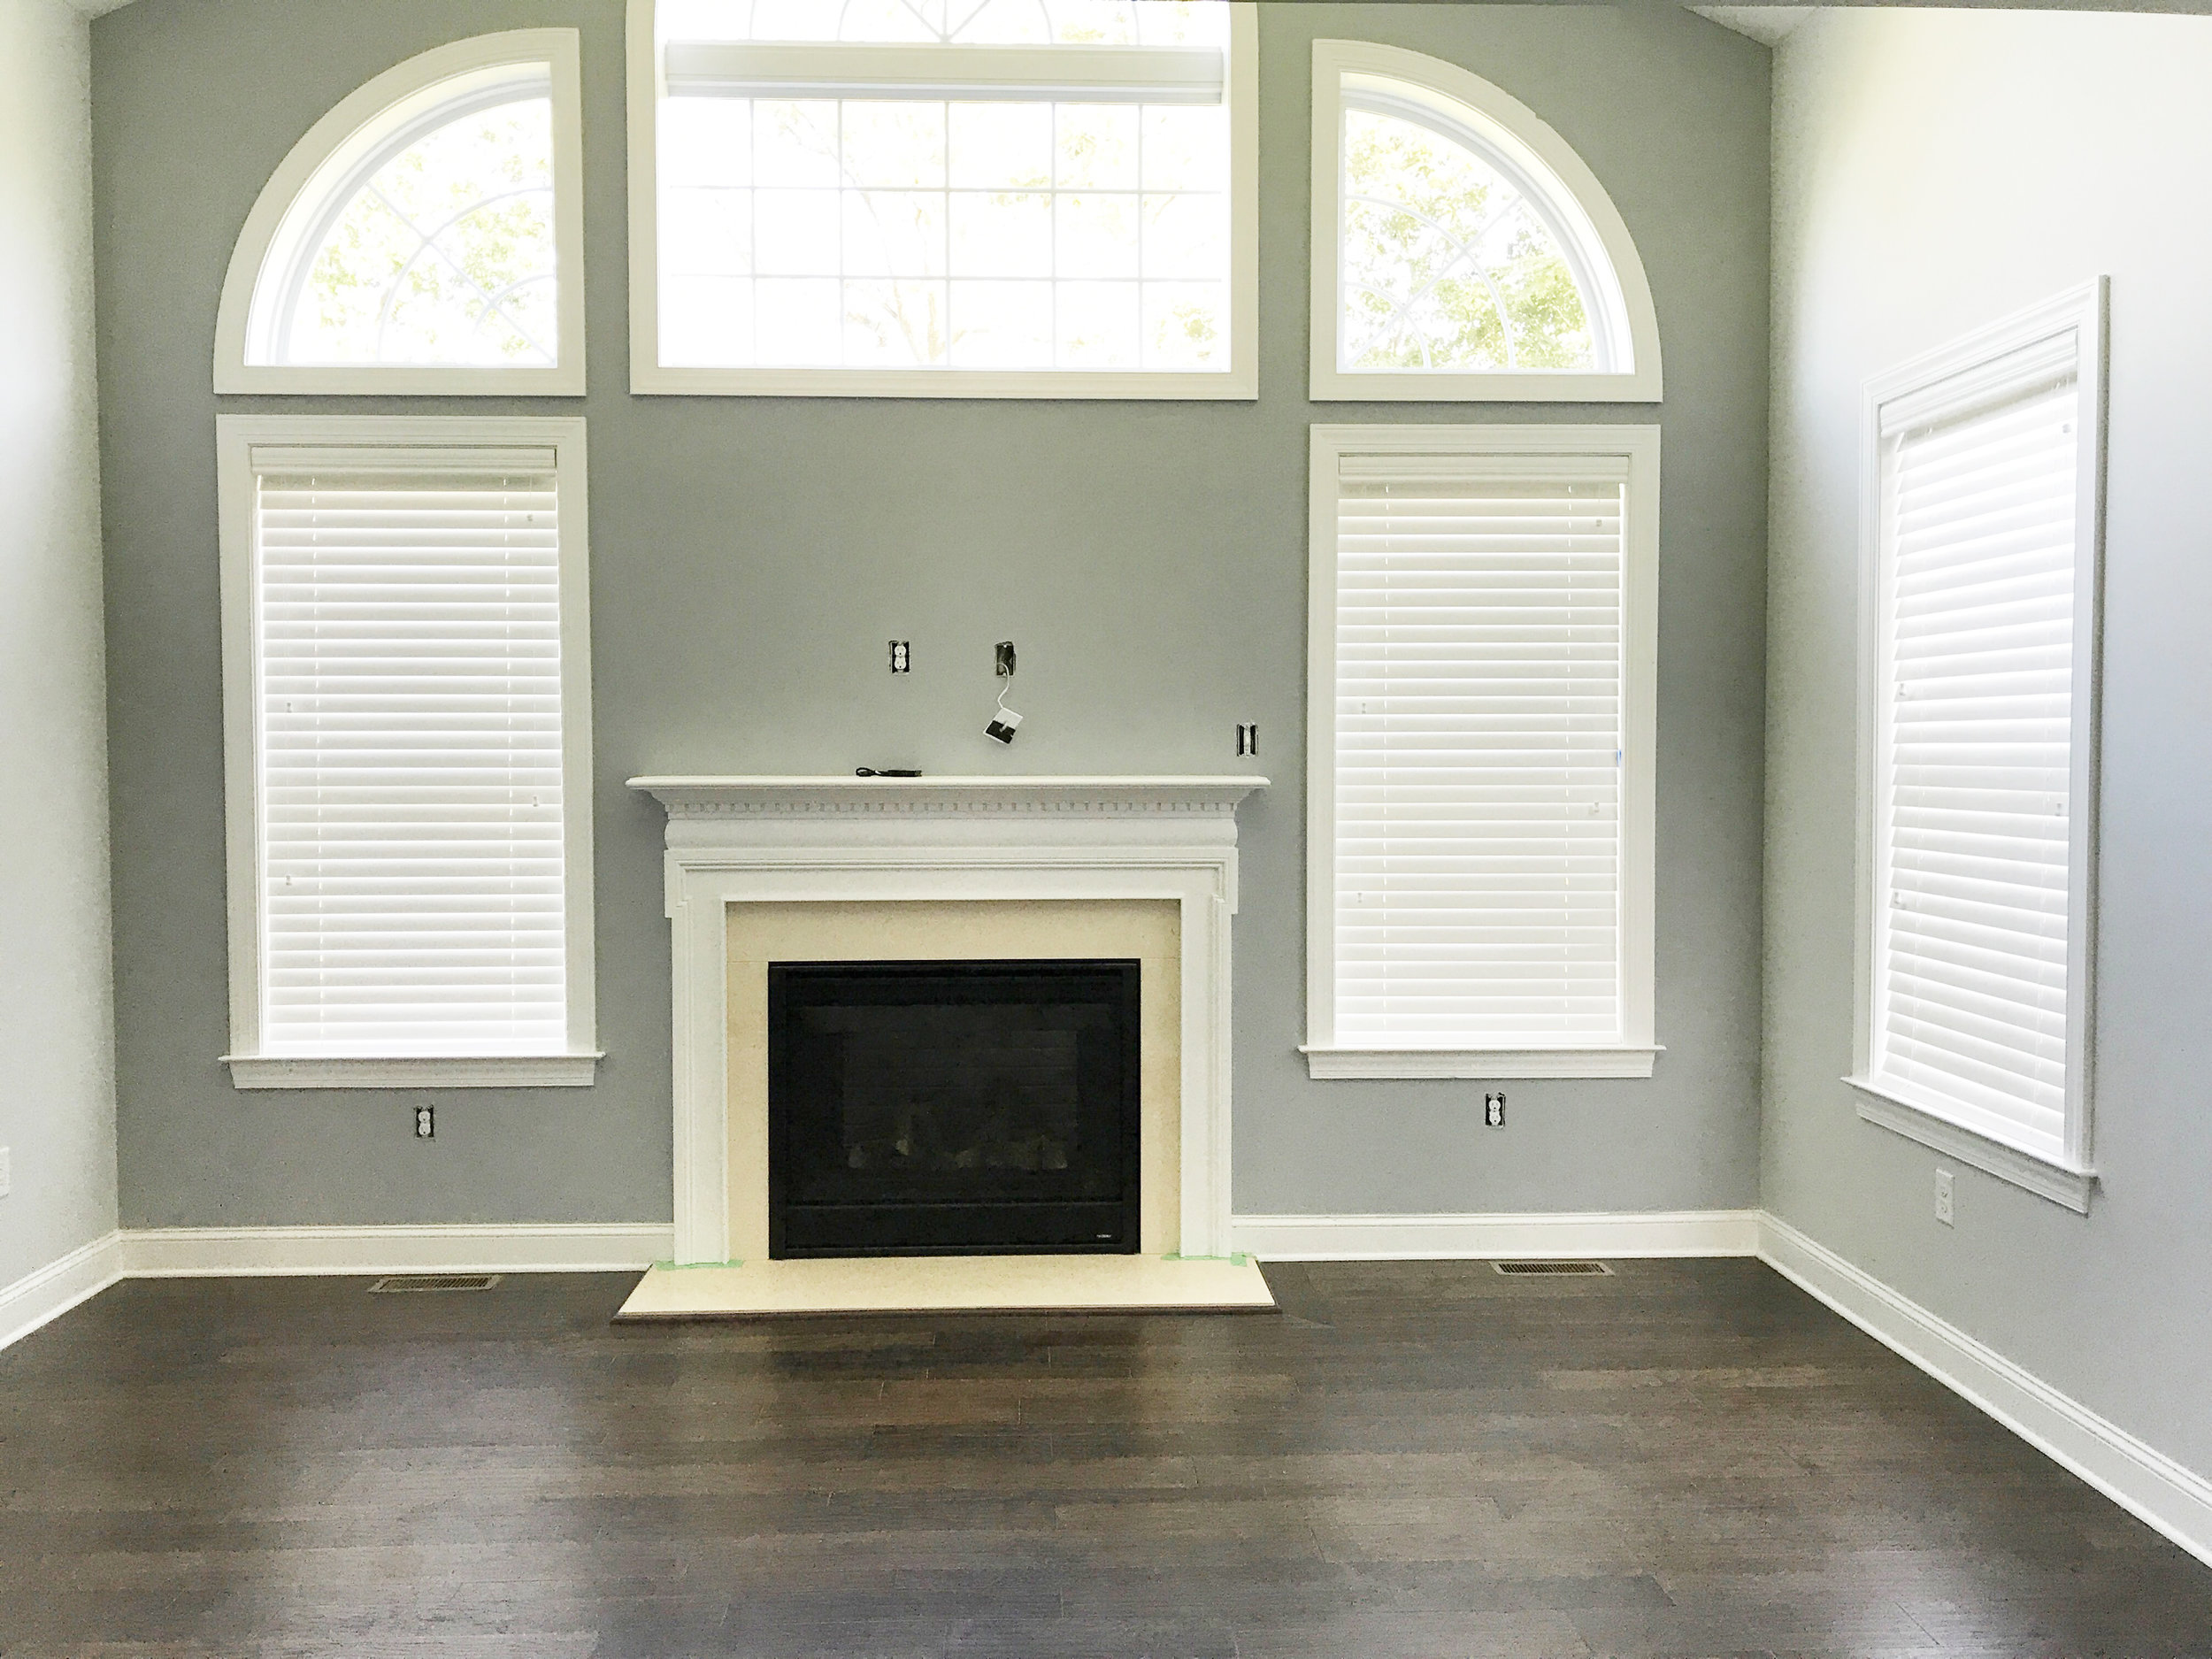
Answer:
xmin=627 ymin=776 xmax=1267 ymax=1270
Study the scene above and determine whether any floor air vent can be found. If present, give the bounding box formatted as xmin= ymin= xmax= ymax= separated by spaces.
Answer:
xmin=368 ymin=1273 xmax=503 ymax=1294
xmin=1494 ymin=1261 xmax=1612 ymax=1276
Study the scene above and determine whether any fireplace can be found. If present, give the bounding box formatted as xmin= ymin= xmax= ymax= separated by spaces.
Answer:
xmin=767 ymin=959 xmax=1142 ymax=1258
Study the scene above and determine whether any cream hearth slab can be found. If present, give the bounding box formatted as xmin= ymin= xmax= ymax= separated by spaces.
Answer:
xmin=627 ymin=775 xmax=1268 ymax=1274
xmin=615 ymin=1254 xmax=1275 ymax=1318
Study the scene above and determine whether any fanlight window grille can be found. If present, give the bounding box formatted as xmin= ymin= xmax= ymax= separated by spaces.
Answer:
xmin=276 ymin=88 xmax=559 ymax=368
xmin=651 ymin=0 xmax=1234 ymax=373
xmin=1340 ymin=98 xmax=1595 ymax=373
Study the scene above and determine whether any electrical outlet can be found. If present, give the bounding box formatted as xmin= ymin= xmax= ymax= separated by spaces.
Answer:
xmin=888 ymin=640 xmax=910 ymax=672
xmin=415 ymin=1105 xmax=435 ymax=1141
xmin=1236 ymin=722 xmax=1257 ymax=757
xmin=0 ymin=1145 xmax=11 ymax=1197
xmin=1484 ymin=1092 xmax=1506 ymax=1128
xmin=1934 ymin=1167 xmax=1955 ymax=1226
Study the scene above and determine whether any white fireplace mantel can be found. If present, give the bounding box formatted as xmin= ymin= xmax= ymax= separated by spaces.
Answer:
xmin=628 ymin=775 xmax=1268 ymax=1265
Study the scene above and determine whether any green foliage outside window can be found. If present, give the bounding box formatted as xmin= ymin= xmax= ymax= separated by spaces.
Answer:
xmin=1341 ymin=109 xmax=1592 ymax=373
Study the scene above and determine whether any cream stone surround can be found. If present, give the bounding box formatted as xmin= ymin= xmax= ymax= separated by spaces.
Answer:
xmin=725 ymin=901 xmax=1182 ymax=1258
xmin=628 ymin=777 xmax=1267 ymax=1265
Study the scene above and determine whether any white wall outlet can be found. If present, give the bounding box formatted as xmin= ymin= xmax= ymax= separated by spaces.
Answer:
xmin=1934 ymin=1166 xmax=1955 ymax=1226
xmin=0 ymin=1145 xmax=11 ymax=1198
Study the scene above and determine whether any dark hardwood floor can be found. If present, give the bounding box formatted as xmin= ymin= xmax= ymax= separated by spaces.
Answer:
xmin=3 ymin=1260 xmax=2207 ymax=1657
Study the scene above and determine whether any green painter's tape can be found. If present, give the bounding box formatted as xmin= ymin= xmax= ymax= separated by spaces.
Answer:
xmin=1163 ymin=1252 xmax=1251 ymax=1266
xmin=650 ymin=1259 xmax=745 ymax=1271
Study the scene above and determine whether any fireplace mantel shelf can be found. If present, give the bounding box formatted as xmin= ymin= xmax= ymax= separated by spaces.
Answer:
xmin=626 ymin=775 xmax=1268 ymax=819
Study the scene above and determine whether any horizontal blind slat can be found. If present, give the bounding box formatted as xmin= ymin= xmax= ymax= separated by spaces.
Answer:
xmin=255 ymin=471 xmax=569 ymax=1057
xmin=1875 ymin=379 xmax=2078 ymax=1159
xmin=1335 ymin=471 xmax=1625 ymax=1045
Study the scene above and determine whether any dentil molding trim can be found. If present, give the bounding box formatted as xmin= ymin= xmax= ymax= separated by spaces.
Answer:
xmin=628 ymin=774 xmax=1268 ymax=819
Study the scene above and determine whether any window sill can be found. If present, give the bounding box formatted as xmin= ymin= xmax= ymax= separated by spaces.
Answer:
xmin=1845 ymin=1076 xmax=2095 ymax=1214
xmin=1302 ymin=1046 xmax=1661 ymax=1079
xmin=214 ymin=364 xmax=585 ymax=397
xmin=1308 ymin=367 xmax=1662 ymax=403
xmin=224 ymin=1054 xmax=603 ymax=1090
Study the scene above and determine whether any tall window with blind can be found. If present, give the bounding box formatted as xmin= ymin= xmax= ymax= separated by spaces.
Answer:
xmin=1304 ymin=425 xmax=1659 ymax=1079
xmin=216 ymin=417 xmax=597 ymax=1088
xmin=1852 ymin=281 xmax=2106 ymax=1208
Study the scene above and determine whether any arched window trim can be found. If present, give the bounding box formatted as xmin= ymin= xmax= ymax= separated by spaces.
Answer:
xmin=213 ymin=30 xmax=587 ymax=396
xmin=1310 ymin=40 xmax=1663 ymax=403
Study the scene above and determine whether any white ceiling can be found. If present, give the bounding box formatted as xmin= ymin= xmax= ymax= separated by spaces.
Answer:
xmin=1692 ymin=6 xmax=1814 ymax=46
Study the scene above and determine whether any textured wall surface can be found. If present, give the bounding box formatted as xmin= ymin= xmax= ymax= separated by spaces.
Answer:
xmin=0 ymin=0 xmax=119 ymax=1288
xmin=1764 ymin=6 xmax=2212 ymax=1475
xmin=92 ymin=0 xmax=1770 ymax=1229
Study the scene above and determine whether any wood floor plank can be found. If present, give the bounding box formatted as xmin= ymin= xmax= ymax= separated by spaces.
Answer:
xmin=2 ymin=1261 xmax=2208 ymax=1656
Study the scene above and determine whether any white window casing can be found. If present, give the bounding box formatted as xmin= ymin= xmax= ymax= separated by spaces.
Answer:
xmin=1849 ymin=279 xmax=2108 ymax=1212
xmin=212 ymin=31 xmax=587 ymax=396
xmin=1303 ymin=424 xmax=1660 ymax=1079
xmin=626 ymin=0 xmax=1258 ymax=398
xmin=217 ymin=416 xmax=599 ymax=1089
xmin=1310 ymin=40 xmax=1662 ymax=404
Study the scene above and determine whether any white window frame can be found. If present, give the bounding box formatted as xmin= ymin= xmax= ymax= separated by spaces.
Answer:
xmin=1302 ymin=423 xmax=1661 ymax=1079
xmin=212 ymin=31 xmax=588 ymax=396
xmin=1848 ymin=280 xmax=2108 ymax=1211
xmin=1310 ymin=40 xmax=1662 ymax=404
xmin=624 ymin=0 xmax=1258 ymax=399
xmin=215 ymin=414 xmax=599 ymax=1088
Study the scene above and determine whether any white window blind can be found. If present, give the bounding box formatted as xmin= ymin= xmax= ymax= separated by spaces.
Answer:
xmin=1875 ymin=378 xmax=2079 ymax=1161
xmin=252 ymin=459 xmax=567 ymax=1056
xmin=1333 ymin=454 xmax=1626 ymax=1046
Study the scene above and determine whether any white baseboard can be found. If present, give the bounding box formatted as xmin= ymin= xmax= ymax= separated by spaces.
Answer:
xmin=1232 ymin=1208 xmax=1762 ymax=1261
xmin=0 ymin=1229 xmax=125 ymax=1352
xmin=119 ymin=1222 xmax=675 ymax=1278
xmin=1758 ymin=1212 xmax=2212 ymax=1570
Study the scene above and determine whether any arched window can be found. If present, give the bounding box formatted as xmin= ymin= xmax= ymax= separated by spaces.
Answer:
xmin=1310 ymin=41 xmax=1661 ymax=402
xmin=214 ymin=32 xmax=585 ymax=395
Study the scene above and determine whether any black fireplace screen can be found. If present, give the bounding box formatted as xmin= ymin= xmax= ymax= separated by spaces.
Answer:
xmin=767 ymin=960 xmax=1141 ymax=1257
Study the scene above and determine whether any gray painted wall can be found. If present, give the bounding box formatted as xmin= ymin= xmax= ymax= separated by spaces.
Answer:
xmin=1765 ymin=7 xmax=2212 ymax=1476
xmin=91 ymin=0 xmax=1770 ymax=1229
xmin=0 ymin=0 xmax=119 ymax=1291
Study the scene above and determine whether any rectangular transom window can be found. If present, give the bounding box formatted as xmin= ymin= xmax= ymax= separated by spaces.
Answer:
xmin=216 ymin=416 xmax=598 ymax=1089
xmin=1303 ymin=425 xmax=1659 ymax=1080
xmin=626 ymin=0 xmax=1257 ymax=396
xmin=1852 ymin=281 xmax=2107 ymax=1209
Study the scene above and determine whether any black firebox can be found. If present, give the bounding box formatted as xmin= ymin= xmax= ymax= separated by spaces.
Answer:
xmin=766 ymin=959 xmax=1141 ymax=1258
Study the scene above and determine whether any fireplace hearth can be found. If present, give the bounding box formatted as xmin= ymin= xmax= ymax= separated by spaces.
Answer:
xmin=767 ymin=959 xmax=1142 ymax=1258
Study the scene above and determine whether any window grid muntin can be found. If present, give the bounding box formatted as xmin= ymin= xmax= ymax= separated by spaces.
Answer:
xmin=1336 ymin=85 xmax=1608 ymax=377
xmin=657 ymin=92 xmax=1225 ymax=370
xmin=270 ymin=73 xmax=560 ymax=370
